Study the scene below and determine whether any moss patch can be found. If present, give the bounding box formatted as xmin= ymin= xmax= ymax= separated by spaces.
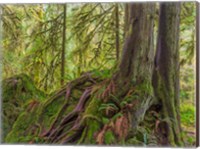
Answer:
xmin=2 ymin=73 xmax=46 ymax=142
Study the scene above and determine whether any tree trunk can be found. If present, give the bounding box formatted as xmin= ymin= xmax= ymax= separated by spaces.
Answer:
xmin=115 ymin=3 xmax=120 ymax=62
xmin=124 ymin=4 xmax=129 ymax=37
xmin=61 ymin=4 xmax=67 ymax=86
xmin=153 ymin=2 xmax=183 ymax=146
xmin=116 ymin=3 xmax=155 ymax=97
xmin=115 ymin=2 xmax=155 ymax=136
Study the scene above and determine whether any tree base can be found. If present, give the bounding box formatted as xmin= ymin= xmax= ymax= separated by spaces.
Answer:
xmin=3 ymin=73 xmax=183 ymax=146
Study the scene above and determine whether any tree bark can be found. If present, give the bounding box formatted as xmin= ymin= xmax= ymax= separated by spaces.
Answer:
xmin=117 ymin=3 xmax=155 ymax=93
xmin=153 ymin=2 xmax=183 ymax=146
xmin=112 ymin=3 xmax=156 ymax=139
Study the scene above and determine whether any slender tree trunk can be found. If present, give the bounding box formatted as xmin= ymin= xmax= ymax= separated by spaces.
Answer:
xmin=124 ymin=4 xmax=129 ymax=37
xmin=153 ymin=2 xmax=183 ymax=146
xmin=115 ymin=3 xmax=120 ymax=62
xmin=61 ymin=4 xmax=67 ymax=86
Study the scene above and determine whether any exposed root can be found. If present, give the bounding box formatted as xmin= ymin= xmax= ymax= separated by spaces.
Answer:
xmin=37 ymin=76 xmax=155 ymax=145
xmin=43 ymin=87 xmax=92 ymax=143
xmin=4 ymin=73 xmax=158 ymax=145
xmin=38 ymin=76 xmax=120 ymax=144
xmin=101 ymin=79 xmax=116 ymax=101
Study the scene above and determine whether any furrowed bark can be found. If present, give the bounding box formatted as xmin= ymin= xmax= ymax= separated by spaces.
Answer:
xmin=116 ymin=2 xmax=155 ymax=134
xmin=153 ymin=2 xmax=183 ymax=146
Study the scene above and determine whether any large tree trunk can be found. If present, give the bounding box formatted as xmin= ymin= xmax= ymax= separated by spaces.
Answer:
xmin=153 ymin=2 xmax=183 ymax=146
xmin=116 ymin=2 xmax=155 ymax=133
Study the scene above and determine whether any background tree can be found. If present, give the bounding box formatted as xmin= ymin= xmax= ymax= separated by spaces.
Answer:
xmin=61 ymin=4 xmax=67 ymax=86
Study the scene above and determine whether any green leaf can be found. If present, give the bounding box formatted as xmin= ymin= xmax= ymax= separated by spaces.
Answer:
xmin=102 ymin=117 xmax=109 ymax=124
xmin=111 ymin=112 xmax=123 ymax=121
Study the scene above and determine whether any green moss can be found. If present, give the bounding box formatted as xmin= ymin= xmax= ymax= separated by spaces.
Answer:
xmin=38 ymin=95 xmax=78 ymax=131
xmin=135 ymin=128 xmax=147 ymax=142
xmin=5 ymin=102 xmax=41 ymax=143
xmin=2 ymin=73 xmax=46 ymax=142
xmin=87 ymin=120 xmax=101 ymax=144
xmin=126 ymin=137 xmax=144 ymax=146
xmin=91 ymin=69 xmax=114 ymax=79
xmin=180 ymin=103 xmax=195 ymax=126
xmin=84 ymin=96 xmax=101 ymax=116
xmin=3 ymin=73 xmax=46 ymax=102
xmin=80 ymin=96 xmax=102 ymax=144
xmin=104 ymin=130 xmax=115 ymax=144
xmin=40 ymin=96 xmax=65 ymax=128
xmin=134 ymin=80 xmax=153 ymax=96
xmin=5 ymin=78 xmax=81 ymax=143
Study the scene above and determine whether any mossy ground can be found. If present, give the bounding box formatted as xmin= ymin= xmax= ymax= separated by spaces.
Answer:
xmin=2 ymin=73 xmax=46 ymax=142
xmin=2 ymin=75 xmax=157 ymax=146
xmin=2 ymin=73 xmax=195 ymax=146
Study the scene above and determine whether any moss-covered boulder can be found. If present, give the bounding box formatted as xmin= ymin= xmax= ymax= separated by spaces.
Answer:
xmin=2 ymin=73 xmax=46 ymax=142
xmin=4 ymin=74 xmax=95 ymax=143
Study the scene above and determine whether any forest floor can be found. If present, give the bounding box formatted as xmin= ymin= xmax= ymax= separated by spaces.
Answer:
xmin=2 ymin=74 xmax=196 ymax=146
xmin=180 ymin=101 xmax=196 ymax=146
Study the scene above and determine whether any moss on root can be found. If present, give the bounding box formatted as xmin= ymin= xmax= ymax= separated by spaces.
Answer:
xmin=5 ymin=100 xmax=42 ymax=143
xmin=2 ymin=73 xmax=174 ymax=146
xmin=78 ymin=95 xmax=103 ymax=144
